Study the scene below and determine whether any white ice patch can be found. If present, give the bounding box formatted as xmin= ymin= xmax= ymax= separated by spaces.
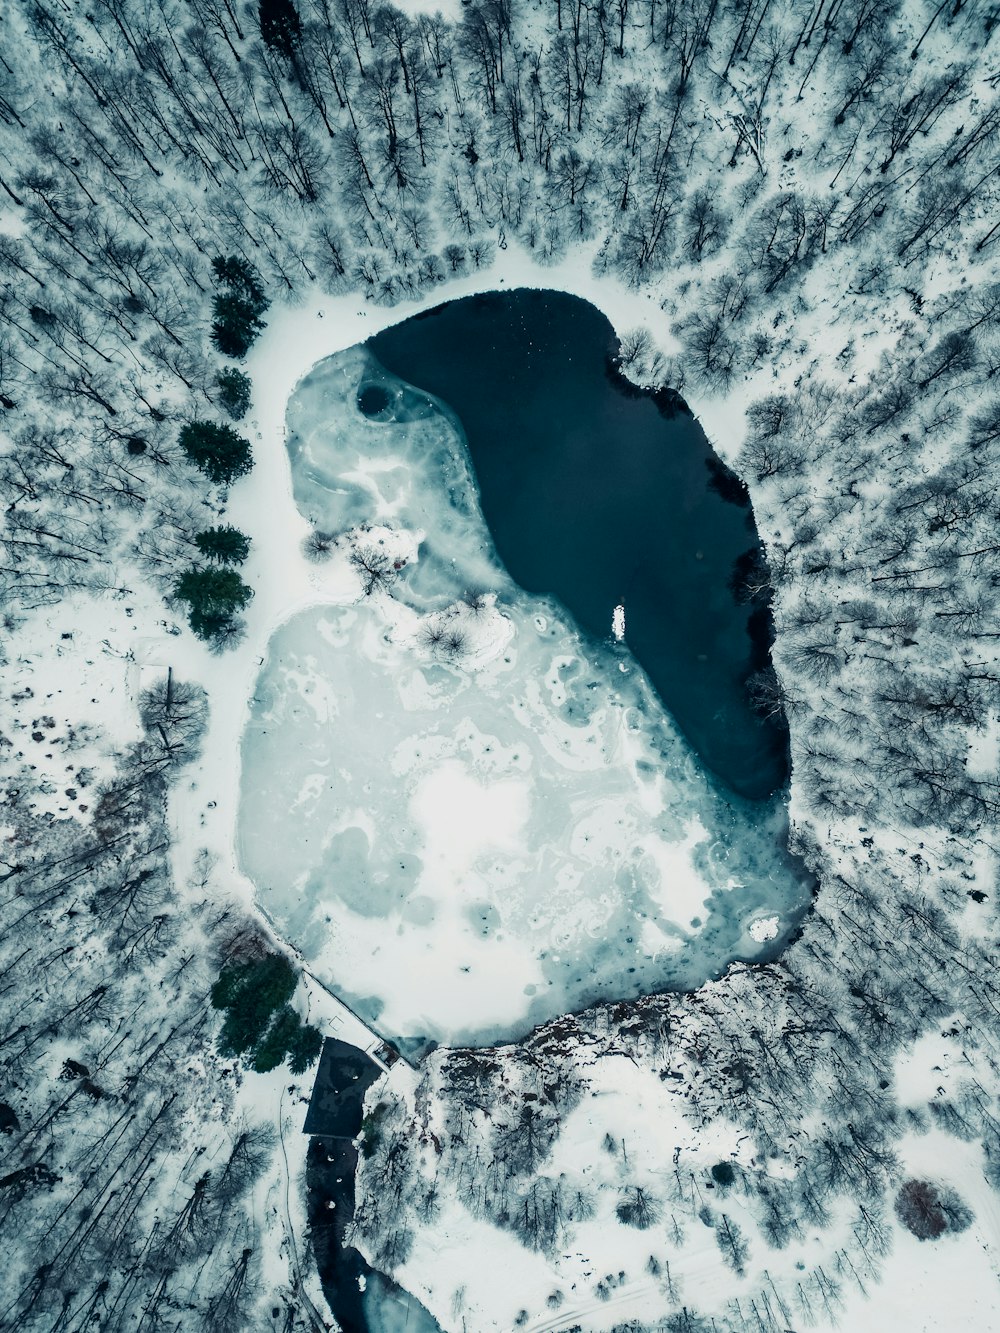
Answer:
xmin=748 ymin=914 xmax=780 ymax=943
xmin=237 ymin=347 xmax=812 ymax=1047
xmin=410 ymin=761 xmax=530 ymax=877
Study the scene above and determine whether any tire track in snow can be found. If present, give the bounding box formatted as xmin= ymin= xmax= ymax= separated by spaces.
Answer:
xmin=523 ymin=1278 xmax=660 ymax=1333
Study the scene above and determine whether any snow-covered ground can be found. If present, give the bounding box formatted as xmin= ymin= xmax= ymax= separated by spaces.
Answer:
xmin=4 ymin=0 xmax=1000 ymax=1324
xmin=360 ymin=1037 xmax=1000 ymax=1333
xmin=11 ymin=226 xmax=997 ymax=1331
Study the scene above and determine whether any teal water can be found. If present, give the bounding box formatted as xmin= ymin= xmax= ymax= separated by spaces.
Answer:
xmin=368 ymin=289 xmax=787 ymax=801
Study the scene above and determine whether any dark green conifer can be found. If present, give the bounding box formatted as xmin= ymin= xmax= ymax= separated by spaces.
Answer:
xmin=210 ymin=955 xmax=322 ymax=1074
xmin=259 ymin=0 xmax=302 ymax=57
xmin=174 ymin=567 xmax=253 ymax=640
xmin=210 ymin=256 xmax=269 ymax=358
xmin=217 ymin=367 xmax=252 ymax=420
xmin=179 ymin=420 xmax=253 ymax=485
xmin=195 ymin=525 xmax=251 ymax=565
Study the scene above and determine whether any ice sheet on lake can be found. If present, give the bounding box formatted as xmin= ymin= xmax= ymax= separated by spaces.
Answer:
xmin=237 ymin=347 xmax=812 ymax=1049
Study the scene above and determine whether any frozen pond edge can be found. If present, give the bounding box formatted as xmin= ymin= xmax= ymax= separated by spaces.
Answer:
xmin=235 ymin=317 xmax=813 ymax=1050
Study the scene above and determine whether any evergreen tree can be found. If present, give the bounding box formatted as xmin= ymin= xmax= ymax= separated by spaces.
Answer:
xmin=287 ymin=1021 xmax=323 ymax=1074
xmin=195 ymin=524 xmax=251 ymax=565
xmin=212 ymin=955 xmax=295 ymax=1050
xmin=211 ymin=955 xmax=322 ymax=1074
xmin=217 ymin=367 xmax=252 ymax=420
xmin=212 ymin=296 xmax=267 ymax=358
xmin=210 ymin=257 xmax=269 ymax=358
xmin=259 ymin=0 xmax=302 ymax=57
xmin=179 ymin=420 xmax=253 ymax=484
xmin=29 ymin=305 xmax=57 ymax=328
xmin=174 ymin=567 xmax=254 ymax=640
xmin=212 ymin=256 xmax=267 ymax=302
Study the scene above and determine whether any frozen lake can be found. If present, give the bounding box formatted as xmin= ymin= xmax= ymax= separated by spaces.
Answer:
xmin=237 ymin=293 xmax=812 ymax=1052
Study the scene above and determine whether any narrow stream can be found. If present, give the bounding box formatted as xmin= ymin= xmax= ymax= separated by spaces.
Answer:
xmin=305 ymin=1042 xmax=443 ymax=1331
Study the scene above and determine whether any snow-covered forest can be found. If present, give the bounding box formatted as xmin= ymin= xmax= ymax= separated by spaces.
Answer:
xmin=1 ymin=0 xmax=999 ymax=1327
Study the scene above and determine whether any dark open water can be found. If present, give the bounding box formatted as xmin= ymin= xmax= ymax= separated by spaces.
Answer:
xmin=368 ymin=289 xmax=788 ymax=801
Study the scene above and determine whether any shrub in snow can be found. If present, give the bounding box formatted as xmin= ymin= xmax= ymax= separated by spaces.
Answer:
xmin=710 ymin=1161 xmax=735 ymax=1187
xmin=302 ymin=528 xmax=336 ymax=561
xmin=207 ymin=616 xmax=249 ymax=655
xmin=665 ymin=1313 xmax=715 ymax=1333
xmin=179 ymin=420 xmax=253 ymax=485
xmin=616 ymin=1185 xmax=661 ymax=1229
xmin=894 ymin=1179 xmax=973 ymax=1240
xmin=349 ymin=543 xmax=401 ymax=595
xmin=139 ymin=674 xmax=208 ymax=757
